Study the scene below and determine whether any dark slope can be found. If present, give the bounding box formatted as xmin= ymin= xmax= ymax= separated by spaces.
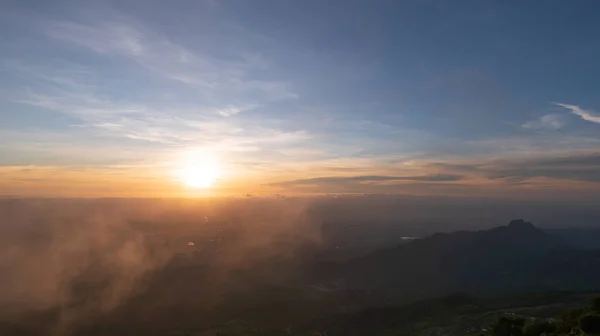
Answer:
xmin=327 ymin=220 xmax=600 ymax=302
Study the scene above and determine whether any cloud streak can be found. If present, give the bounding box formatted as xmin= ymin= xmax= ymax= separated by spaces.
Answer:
xmin=555 ymin=102 xmax=600 ymax=124
xmin=270 ymin=174 xmax=464 ymax=187
xmin=431 ymin=152 xmax=600 ymax=183
xmin=45 ymin=20 xmax=297 ymax=102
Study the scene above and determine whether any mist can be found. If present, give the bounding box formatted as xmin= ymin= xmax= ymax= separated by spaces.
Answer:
xmin=1 ymin=196 xmax=599 ymax=334
xmin=0 ymin=198 xmax=321 ymax=333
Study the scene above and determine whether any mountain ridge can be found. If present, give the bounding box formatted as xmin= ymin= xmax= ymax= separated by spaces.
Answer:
xmin=314 ymin=219 xmax=600 ymax=304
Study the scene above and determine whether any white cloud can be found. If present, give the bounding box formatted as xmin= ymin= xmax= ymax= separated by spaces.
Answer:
xmin=47 ymin=22 xmax=144 ymax=55
xmin=2 ymin=10 xmax=304 ymax=159
xmin=44 ymin=20 xmax=297 ymax=102
xmin=16 ymin=89 xmax=308 ymax=148
xmin=4 ymin=58 xmax=309 ymax=173
xmin=214 ymin=105 xmax=257 ymax=117
xmin=46 ymin=21 xmax=230 ymax=86
xmin=522 ymin=114 xmax=565 ymax=130
xmin=554 ymin=102 xmax=600 ymax=124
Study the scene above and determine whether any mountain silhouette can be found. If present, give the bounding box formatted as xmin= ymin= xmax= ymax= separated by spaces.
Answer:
xmin=318 ymin=220 xmax=600 ymax=303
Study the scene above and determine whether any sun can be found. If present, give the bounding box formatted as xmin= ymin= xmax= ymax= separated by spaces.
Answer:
xmin=177 ymin=162 xmax=220 ymax=189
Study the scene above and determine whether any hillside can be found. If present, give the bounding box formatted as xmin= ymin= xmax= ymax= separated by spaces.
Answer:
xmin=316 ymin=220 xmax=600 ymax=303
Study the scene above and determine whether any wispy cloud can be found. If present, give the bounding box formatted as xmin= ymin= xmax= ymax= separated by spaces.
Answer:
xmin=44 ymin=20 xmax=297 ymax=102
xmin=47 ymin=22 xmax=144 ymax=56
xmin=269 ymin=174 xmax=464 ymax=187
xmin=554 ymin=102 xmax=600 ymax=124
xmin=430 ymin=152 xmax=600 ymax=183
xmin=13 ymin=86 xmax=310 ymax=148
xmin=2 ymin=11 xmax=305 ymax=171
xmin=522 ymin=114 xmax=565 ymax=131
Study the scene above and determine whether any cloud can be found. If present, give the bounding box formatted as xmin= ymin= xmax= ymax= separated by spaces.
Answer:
xmin=44 ymin=20 xmax=297 ymax=102
xmin=214 ymin=105 xmax=257 ymax=117
xmin=4 ymin=79 xmax=312 ymax=172
xmin=554 ymin=102 xmax=600 ymax=124
xmin=47 ymin=21 xmax=144 ymax=55
xmin=456 ymin=134 xmax=600 ymax=159
xmin=2 ymin=11 xmax=306 ymax=169
xmin=269 ymin=174 xmax=464 ymax=187
xmin=491 ymin=153 xmax=600 ymax=182
xmin=522 ymin=114 xmax=565 ymax=130
xmin=431 ymin=153 xmax=600 ymax=183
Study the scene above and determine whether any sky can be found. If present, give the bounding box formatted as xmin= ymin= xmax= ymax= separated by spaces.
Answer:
xmin=1 ymin=0 xmax=600 ymax=197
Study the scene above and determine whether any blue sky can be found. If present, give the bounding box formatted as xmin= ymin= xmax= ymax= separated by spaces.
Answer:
xmin=1 ymin=0 xmax=600 ymax=196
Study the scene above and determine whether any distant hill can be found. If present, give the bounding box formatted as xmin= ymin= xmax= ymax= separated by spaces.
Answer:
xmin=316 ymin=220 xmax=600 ymax=303
xmin=547 ymin=227 xmax=600 ymax=249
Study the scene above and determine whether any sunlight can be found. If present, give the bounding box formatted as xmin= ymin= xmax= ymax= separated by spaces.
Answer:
xmin=177 ymin=160 xmax=220 ymax=189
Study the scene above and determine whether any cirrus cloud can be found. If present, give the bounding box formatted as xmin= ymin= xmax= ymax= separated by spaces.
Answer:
xmin=554 ymin=102 xmax=600 ymax=124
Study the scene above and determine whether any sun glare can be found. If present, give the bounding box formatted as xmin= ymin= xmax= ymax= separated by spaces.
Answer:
xmin=177 ymin=162 xmax=220 ymax=189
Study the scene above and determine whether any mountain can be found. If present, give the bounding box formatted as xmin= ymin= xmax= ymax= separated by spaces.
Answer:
xmin=318 ymin=220 xmax=600 ymax=304
xmin=547 ymin=227 xmax=600 ymax=249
